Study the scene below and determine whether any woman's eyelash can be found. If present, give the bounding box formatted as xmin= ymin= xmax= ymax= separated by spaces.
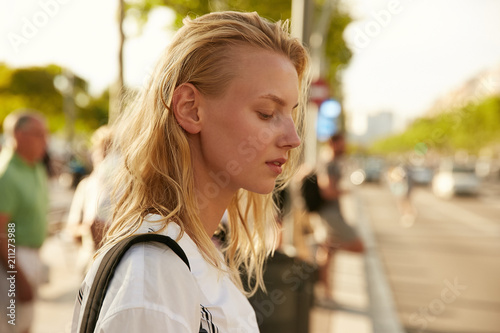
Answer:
xmin=258 ymin=112 xmax=273 ymax=120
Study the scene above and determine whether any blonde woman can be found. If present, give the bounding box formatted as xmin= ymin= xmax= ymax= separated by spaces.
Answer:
xmin=72 ymin=11 xmax=310 ymax=332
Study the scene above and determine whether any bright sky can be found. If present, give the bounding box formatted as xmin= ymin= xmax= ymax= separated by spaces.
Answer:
xmin=0 ymin=0 xmax=175 ymax=95
xmin=1 ymin=0 xmax=500 ymax=134
xmin=341 ymin=0 xmax=500 ymax=132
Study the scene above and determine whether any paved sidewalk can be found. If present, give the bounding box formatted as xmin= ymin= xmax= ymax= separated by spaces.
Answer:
xmin=308 ymin=187 xmax=373 ymax=333
xmin=33 ymin=236 xmax=82 ymax=333
xmin=33 ymin=181 xmax=79 ymax=333
xmin=310 ymin=251 xmax=372 ymax=333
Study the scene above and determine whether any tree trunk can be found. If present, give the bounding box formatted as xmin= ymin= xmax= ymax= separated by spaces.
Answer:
xmin=109 ymin=0 xmax=125 ymax=125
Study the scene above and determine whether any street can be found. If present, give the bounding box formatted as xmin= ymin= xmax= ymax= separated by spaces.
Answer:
xmin=356 ymin=181 xmax=500 ymax=333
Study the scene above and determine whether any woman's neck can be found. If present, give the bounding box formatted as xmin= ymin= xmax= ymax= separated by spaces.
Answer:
xmin=195 ymin=191 xmax=233 ymax=236
xmin=189 ymin=137 xmax=237 ymax=237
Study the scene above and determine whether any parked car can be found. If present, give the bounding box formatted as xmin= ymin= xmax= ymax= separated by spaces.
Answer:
xmin=362 ymin=157 xmax=386 ymax=183
xmin=432 ymin=162 xmax=479 ymax=198
xmin=409 ymin=166 xmax=434 ymax=186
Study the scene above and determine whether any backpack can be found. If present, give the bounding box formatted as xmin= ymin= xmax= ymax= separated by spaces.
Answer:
xmin=300 ymin=172 xmax=325 ymax=212
xmin=79 ymin=233 xmax=191 ymax=333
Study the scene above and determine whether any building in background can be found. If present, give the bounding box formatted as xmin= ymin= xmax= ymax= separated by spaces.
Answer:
xmin=350 ymin=111 xmax=394 ymax=145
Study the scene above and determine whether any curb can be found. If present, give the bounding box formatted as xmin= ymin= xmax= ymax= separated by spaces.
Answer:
xmin=354 ymin=189 xmax=406 ymax=333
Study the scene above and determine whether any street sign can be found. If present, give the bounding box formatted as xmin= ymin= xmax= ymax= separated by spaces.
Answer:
xmin=309 ymin=78 xmax=329 ymax=106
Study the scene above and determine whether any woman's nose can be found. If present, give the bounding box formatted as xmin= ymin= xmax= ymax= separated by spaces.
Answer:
xmin=278 ymin=117 xmax=301 ymax=149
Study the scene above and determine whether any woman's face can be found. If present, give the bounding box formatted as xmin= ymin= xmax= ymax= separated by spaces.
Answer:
xmin=194 ymin=47 xmax=301 ymax=198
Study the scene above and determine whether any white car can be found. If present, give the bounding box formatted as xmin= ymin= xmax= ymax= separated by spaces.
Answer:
xmin=432 ymin=163 xmax=480 ymax=198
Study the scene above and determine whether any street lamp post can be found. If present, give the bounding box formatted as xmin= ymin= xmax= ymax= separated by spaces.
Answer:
xmin=54 ymin=69 xmax=75 ymax=151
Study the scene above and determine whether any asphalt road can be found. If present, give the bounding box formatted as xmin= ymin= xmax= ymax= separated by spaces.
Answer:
xmin=356 ymin=181 xmax=500 ymax=333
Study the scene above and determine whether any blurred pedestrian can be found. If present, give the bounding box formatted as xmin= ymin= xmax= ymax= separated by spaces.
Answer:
xmin=0 ymin=110 xmax=49 ymax=333
xmin=65 ymin=125 xmax=114 ymax=272
xmin=68 ymin=153 xmax=90 ymax=189
xmin=71 ymin=11 xmax=310 ymax=333
xmin=316 ymin=133 xmax=364 ymax=302
xmin=387 ymin=164 xmax=416 ymax=227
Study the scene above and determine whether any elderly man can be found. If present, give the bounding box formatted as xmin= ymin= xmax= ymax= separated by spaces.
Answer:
xmin=0 ymin=110 xmax=49 ymax=333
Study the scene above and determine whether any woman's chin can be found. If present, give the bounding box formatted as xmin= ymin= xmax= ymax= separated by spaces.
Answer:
xmin=245 ymin=182 xmax=276 ymax=195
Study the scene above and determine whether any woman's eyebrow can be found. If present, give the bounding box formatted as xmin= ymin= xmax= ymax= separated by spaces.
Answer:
xmin=259 ymin=94 xmax=299 ymax=109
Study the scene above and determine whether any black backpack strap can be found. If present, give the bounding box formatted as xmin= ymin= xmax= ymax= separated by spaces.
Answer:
xmin=79 ymin=233 xmax=190 ymax=333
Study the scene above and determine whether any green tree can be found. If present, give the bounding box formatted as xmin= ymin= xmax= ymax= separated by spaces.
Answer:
xmin=369 ymin=96 xmax=500 ymax=156
xmin=0 ymin=63 xmax=65 ymax=132
xmin=0 ymin=63 xmax=108 ymax=136
xmin=322 ymin=4 xmax=352 ymax=100
xmin=450 ymin=97 xmax=500 ymax=152
xmin=129 ymin=0 xmax=292 ymax=28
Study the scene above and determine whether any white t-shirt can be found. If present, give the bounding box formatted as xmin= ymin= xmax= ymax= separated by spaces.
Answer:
xmin=71 ymin=216 xmax=259 ymax=332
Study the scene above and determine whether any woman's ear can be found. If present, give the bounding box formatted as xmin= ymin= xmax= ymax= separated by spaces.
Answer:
xmin=172 ymin=83 xmax=202 ymax=134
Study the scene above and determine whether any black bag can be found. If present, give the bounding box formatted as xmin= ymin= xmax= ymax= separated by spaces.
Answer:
xmin=300 ymin=172 xmax=325 ymax=212
xmin=79 ymin=233 xmax=190 ymax=333
xmin=247 ymin=251 xmax=317 ymax=333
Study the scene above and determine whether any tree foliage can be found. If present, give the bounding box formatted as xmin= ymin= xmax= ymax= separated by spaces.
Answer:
xmin=370 ymin=96 xmax=500 ymax=156
xmin=317 ymin=2 xmax=352 ymax=99
xmin=0 ymin=63 xmax=108 ymax=136
xmin=127 ymin=0 xmax=292 ymax=28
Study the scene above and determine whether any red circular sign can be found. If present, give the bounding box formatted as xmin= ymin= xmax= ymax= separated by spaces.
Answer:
xmin=310 ymin=78 xmax=329 ymax=106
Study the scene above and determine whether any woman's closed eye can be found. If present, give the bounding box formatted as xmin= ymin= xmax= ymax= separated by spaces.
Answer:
xmin=257 ymin=111 xmax=274 ymax=120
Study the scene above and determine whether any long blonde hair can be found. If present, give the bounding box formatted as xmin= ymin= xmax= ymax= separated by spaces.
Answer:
xmin=103 ymin=11 xmax=310 ymax=295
